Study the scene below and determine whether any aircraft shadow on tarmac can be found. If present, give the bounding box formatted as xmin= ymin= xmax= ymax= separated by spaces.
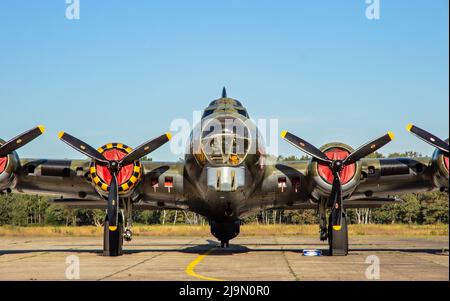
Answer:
xmin=0 ymin=239 xmax=448 ymax=256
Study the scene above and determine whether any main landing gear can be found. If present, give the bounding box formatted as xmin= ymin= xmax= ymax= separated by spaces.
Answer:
xmin=103 ymin=215 xmax=123 ymax=256
xmin=103 ymin=198 xmax=133 ymax=256
xmin=327 ymin=212 xmax=348 ymax=256
xmin=319 ymin=199 xmax=349 ymax=256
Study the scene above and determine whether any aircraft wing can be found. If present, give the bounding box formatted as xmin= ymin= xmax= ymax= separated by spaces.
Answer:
xmin=351 ymin=157 xmax=439 ymax=198
xmin=253 ymin=156 xmax=444 ymax=213
xmin=269 ymin=126 xmax=448 ymax=214
xmin=12 ymin=158 xmax=189 ymax=210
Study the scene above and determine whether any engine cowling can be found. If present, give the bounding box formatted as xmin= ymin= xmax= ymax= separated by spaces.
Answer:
xmin=431 ymin=140 xmax=449 ymax=192
xmin=308 ymin=142 xmax=362 ymax=199
xmin=89 ymin=143 xmax=143 ymax=197
xmin=0 ymin=138 xmax=19 ymax=191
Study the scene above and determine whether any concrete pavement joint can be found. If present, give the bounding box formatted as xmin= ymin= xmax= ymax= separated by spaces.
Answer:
xmin=274 ymin=236 xmax=299 ymax=281
xmin=98 ymin=252 xmax=165 ymax=281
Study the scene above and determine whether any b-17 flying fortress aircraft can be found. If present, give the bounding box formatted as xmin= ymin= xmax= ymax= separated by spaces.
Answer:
xmin=0 ymin=88 xmax=448 ymax=256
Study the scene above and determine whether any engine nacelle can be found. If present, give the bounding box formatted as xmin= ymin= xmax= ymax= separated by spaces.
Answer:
xmin=89 ymin=143 xmax=143 ymax=197
xmin=431 ymin=142 xmax=449 ymax=192
xmin=308 ymin=142 xmax=362 ymax=200
xmin=0 ymin=138 xmax=19 ymax=192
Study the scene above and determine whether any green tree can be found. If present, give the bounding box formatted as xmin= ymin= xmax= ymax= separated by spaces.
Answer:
xmin=367 ymin=152 xmax=385 ymax=158
xmin=44 ymin=204 xmax=67 ymax=225
xmin=388 ymin=151 xmax=424 ymax=158
xmin=278 ymin=155 xmax=310 ymax=161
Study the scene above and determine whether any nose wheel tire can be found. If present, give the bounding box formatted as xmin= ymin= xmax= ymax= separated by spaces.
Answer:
xmin=328 ymin=213 xmax=348 ymax=256
xmin=103 ymin=216 xmax=124 ymax=256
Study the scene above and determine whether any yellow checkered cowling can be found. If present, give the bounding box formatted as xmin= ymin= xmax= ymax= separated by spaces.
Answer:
xmin=89 ymin=143 xmax=142 ymax=194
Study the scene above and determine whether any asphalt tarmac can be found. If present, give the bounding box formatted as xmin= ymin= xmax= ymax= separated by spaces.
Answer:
xmin=0 ymin=236 xmax=448 ymax=281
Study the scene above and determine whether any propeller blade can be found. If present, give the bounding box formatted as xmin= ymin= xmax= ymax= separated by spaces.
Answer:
xmin=0 ymin=126 xmax=45 ymax=157
xmin=407 ymin=124 xmax=449 ymax=156
xmin=343 ymin=132 xmax=395 ymax=165
xmin=329 ymin=172 xmax=343 ymax=230
xmin=281 ymin=131 xmax=332 ymax=164
xmin=120 ymin=133 xmax=172 ymax=166
xmin=107 ymin=172 xmax=119 ymax=231
xmin=58 ymin=131 xmax=109 ymax=165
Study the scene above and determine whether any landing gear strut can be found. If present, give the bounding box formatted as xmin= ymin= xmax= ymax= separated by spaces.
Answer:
xmin=124 ymin=228 xmax=133 ymax=242
xmin=327 ymin=212 xmax=348 ymax=256
xmin=319 ymin=199 xmax=328 ymax=241
xmin=220 ymin=240 xmax=230 ymax=248
xmin=123 ymin=198 xmax=133 ymax=242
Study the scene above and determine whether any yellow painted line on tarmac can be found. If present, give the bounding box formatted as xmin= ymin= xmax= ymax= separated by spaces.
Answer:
xmin=185 ymin=248 xmax=225 ymax=281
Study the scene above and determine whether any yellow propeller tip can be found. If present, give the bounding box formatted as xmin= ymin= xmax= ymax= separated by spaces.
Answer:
xmin=166 ymin=132 xmax=172 ymax=140
xmin=406 ymin=123 xmax=414 ymax=132
xmin=280 ymin=130 xmax=288 ymax=138
xmin=332 ymin=226 xmax=342 ymax=231
xmin=57 ymin=131 xmax=65 ymax=139
xmin=108 ymin=226 xmax=117 ymax=232
xmin=387 ymin=131 xmax=395 ymax=140
xmin=37 ymin=125 xmax=46 ymax=134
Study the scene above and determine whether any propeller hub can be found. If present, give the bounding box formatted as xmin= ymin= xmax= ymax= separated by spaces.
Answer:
xmin=331 ymin=160 xmax=344 ymax=172
xmin=109 ymin=160 xmax=120 ymax=173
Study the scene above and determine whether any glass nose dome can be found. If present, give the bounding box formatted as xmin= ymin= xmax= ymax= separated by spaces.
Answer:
xmin=200 ymin=116 xmax=252 ymax=166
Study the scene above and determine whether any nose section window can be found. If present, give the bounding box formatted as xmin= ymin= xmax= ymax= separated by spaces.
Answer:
xmin=202 ymin=109 xmax=215 ymax=118
xmin=207 ymin=167 xmax=246 ymax=192
xmin=201 ymin=117 xmax=252 ymax=166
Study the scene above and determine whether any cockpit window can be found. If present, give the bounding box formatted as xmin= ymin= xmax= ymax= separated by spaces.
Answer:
xmin=237 ymin=109 xmax=248 ymax=118
xmin=202 ymin=109 xmax=215 ymax=119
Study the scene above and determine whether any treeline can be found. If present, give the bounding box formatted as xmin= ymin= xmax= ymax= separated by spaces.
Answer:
xmin=0 ymin=191 xmax=447 ymax=226
xmin=245 ymin=191 xmax=448 ymax=225
xmin=0 ymin=194 xmax=212 ymax=227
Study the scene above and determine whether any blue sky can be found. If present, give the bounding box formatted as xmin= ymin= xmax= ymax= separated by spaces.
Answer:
xmin=0 ymin=0 xmax=448 ymax=161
